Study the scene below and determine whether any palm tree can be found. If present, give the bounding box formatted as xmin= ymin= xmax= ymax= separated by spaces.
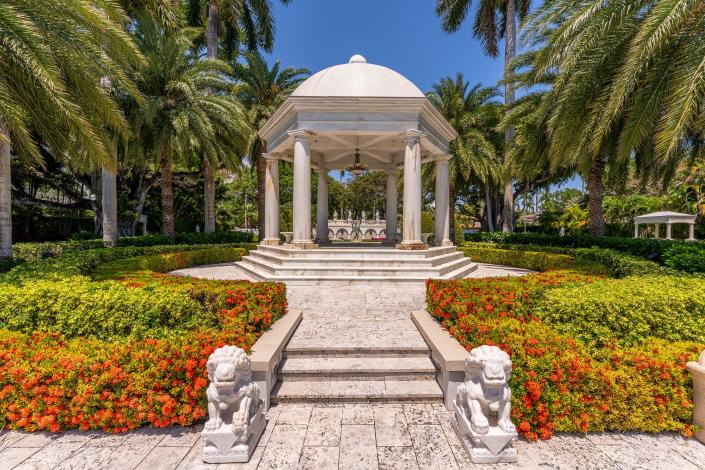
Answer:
xmin=185 ymin=0 xmax=289 ymax=233
xmin=0 ymin=0 xmax=142 ymax=258
xmin=436 ymin=0 xmax=532 ymax=233
xmin=520 ymin=0 xmax=704 ymax=236
xmin=427 ymin=74 xmax=502 ymax=242
xmin=128 ymin=12 xmax=250 ymax=238
xmin=233 ymin=51 xmax=309 ymax=239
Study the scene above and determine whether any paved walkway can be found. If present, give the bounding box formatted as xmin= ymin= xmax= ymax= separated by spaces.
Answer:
xmin=2 ymin=263 xmax=704 ymax=469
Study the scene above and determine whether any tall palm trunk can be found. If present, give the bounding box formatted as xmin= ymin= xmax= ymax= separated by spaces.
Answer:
xmin=0 ymin=119 xmax=12 ymax=258
xmin=202 ymin=2 xmax=219 ymax=233
xmin=587 ymin=154 xmax=605 ymax=237
xmin=485 ymin=185 xmax=495 ymax=232
xmin=502 ymin=0 xmax=517 ymax=233
xmin=449 ymin=187 xmax=457 ymax=244
xmin=101 ymin=164 xmax=118 ymax=245
xmin=255 ymin=139 xmax=266 ymax=240
xmin=160 ymin=148 xmax=175 ymax=238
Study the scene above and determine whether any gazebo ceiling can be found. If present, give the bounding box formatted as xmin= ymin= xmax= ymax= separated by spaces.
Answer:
xmin=259 ymin=55 xmax=458 ymax=169
xmin=633 ymin=211 xmax=696 ymax=225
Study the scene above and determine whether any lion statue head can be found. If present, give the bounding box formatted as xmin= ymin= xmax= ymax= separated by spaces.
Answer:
xmin=465 ymin=345 xmax=512 ymax=389
xmin=207 ymin=345 xmax=252 ymax=392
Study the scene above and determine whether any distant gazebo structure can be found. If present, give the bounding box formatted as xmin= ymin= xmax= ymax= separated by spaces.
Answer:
xmin=633 ymin=211 xmax=697 ymax=241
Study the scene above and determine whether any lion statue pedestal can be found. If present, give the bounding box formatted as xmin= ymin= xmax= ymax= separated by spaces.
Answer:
xmin=201 ymin=346 xmax=265 ymax=463
xmin=453 ymin=345 xmax=518 ymax=464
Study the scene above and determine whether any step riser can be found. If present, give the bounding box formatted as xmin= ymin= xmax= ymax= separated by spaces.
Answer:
xmin=242 ymin=265 xmax=469 ymax=278
xmin=258 ymin=246 xmax=457 ymax=259
xmin=248 ymin=251 xmax=465 ymax=267
xmin=283 ymin=350 xmax=430 ymax=358
xmin=279 ymin=374 xmax=437 ymax=381
xmin=271 ymin=397 xmax=443 ymax=404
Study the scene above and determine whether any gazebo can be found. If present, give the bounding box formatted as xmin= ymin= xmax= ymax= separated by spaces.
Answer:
xmin=257 ymin=54 xmax=457 ymax=250
xmin=633 ymin=211 xmax=697 ymax=240
xmin=236 ymin=55 xmax=477 ymax=284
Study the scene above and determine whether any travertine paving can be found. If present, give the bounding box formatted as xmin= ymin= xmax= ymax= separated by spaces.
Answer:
xmin=2 ymin=403 xmax=704 ymax=469
xmin=3 ymin=263 xmax=704 ymax=469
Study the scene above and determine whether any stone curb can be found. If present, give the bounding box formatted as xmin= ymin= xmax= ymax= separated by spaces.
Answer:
xmin=411 ymin=310 xmax=468 ymax=410
xmin=687 ymin=356 xmax=705 ymax=444
xmin=250 ymin=309 xmax=303 ymax=410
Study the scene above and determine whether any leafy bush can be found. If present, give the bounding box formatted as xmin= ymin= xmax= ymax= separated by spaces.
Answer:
xmin=459 ymin=245 xmax=586 ymax=272
xmin=536 ymin=276 xmax=705 ymax=346
xmin=426 ymin=273 xmax=703 ymax=440
xmin=0 ymin=245 xmax=287 ymax=433
xmin=663 ymin=244 xmax=705 ymax=274
xmin=572 ymin=248 xmax=674 ymax=278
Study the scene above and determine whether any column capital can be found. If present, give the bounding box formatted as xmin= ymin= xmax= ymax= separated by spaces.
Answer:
xmin=385 ymin=167 xmax=400 ymax=176
xmin=403 ymin=129 xmax=425 ymax=142
xmin=434 ymin=154 xmax=451 ymax=162
xmin=263 ymin=153 xmax=279 ymax=162
xmin=315 ymin=165 xmax=327 ymax=174
xmin=287 ymin=128 xmax=314 ymax=140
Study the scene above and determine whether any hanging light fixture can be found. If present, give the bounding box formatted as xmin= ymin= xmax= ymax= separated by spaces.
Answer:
xmin=346 ymin=148 xmax=368 ymax=176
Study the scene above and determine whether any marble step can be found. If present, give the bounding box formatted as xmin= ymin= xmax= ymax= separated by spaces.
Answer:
xmin=257 ymin=245 xmax=457 ymax=259
xmin=238 ymin=255 xmax=472 ymax=277
xmin=270 ymin=379 xmax=444 ymax=403
xmin=283 ymin=344 xmax=431 ymax=357
xmin=248 ymin=249 xmax=465 ymax=267
xmin=279 ymin=356 xmax=436 ymax=380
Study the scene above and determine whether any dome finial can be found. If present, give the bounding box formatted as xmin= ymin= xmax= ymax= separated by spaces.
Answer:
xmin=349 ymin=54 xmax=367 ymax=64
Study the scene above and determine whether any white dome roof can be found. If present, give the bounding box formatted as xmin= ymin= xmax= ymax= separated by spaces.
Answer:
xmin=291 ymin=55 xmax=425 ymax=98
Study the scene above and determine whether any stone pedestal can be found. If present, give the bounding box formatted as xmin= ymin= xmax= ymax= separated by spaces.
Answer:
xmin=686 ymin=350 xmax=705 ymax=444
xmin=453 ymin=401 xmax=517 ymax=463
xmin=201 ymin=346 xmax=266 ymax=464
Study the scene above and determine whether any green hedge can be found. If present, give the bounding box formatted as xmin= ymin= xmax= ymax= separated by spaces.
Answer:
xmin=663 ymin=243 xmax=705 ymax=274
xmin=464 ymin=232 xmax=692 ymax=258
xmin=535 ymin=275 xmax=705 ymax=347
xmin=458 ymin=244 xmax=591 ymax=272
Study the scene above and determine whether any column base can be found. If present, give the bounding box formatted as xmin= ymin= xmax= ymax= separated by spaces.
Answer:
xmin=435 ymin=240 xmax=453 ymax=247
xmin=396 ymin=242 xmax=428 ymax=250
xmin=261 ymin=238 xmax=281 ymax=246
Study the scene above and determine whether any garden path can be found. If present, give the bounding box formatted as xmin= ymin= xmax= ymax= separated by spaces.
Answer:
xmin=1 ymin=264 xmax=704 ymax=469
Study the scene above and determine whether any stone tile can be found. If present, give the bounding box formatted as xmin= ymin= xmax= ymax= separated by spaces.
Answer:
xmin=524 ymin=435 xmax=616 ymax=469
xmin=340 ymin=425 xmax=378 ymax=470
xmin=257 ymin=424 xmax=307 ymax=470
xmin=121 ymin=427 xmax=169 ymax=447
xmin=101 ymin=444 xmax=158 ymax=470
xmin=299 ymin=446 xmax=339 ymax=470
xmin=408 ymin=424 xmax=458 ymax=470
xmin=159 ymin=426 xmax=201 ymax=447
xmin=86 ymin=433 xmax=128 ymax=448
xmin=136 ymin=445 xmax=192 ymax=470
xmin=342 ymin=404 xmax=374 ymax=425
xmin=0 ymin=431 xmax=28 ymax=451
xmin=0 ymin=447 xmax=40 ymax=470
xmin=403 ymin=404 xmax=438 ymax=425
xmin=10 ymin=432 xmax=56 ymax=448
xmin=304 ymin=407 xmax=342 ymax=447
xmin=678 ymin=439 xmax=705 ymax=468
xmin=377 ymin=446 xmax=419 ymax=470
xmin=608 ymin=433 xmax=700 ymax=469
xmin=54 ymin=445 xmax=117 ymax=470
xmin=12 ymin=434 xmax=91 ymax=470
xmin=275 ymin=405 xmax=312 ymax=425
xmin=374 ymin=405 xmax=412 ymax=447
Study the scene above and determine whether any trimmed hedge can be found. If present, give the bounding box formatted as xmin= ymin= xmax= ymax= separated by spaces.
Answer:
xmin=464 ymin=231 xmax=694 ymax=259
xmin=426 ymin=273 xmax=703 ymax=440
xmin=0 ymin=245 xmax=287 ymax=433
xmin=663 ymin=243 xmax=705 ymax=274
xmin=459 ymin=243 xmax=604 ymax=273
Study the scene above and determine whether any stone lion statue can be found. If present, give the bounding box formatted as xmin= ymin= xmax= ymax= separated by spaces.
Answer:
xmin=202 ymin=345 xmax=265 ymax=463
xmin=456 ymin=345 xmax=515 ymax=435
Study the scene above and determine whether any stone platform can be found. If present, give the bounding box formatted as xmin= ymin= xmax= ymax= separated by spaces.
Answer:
xmin=235 ymin=244 xmax=477 ymax=285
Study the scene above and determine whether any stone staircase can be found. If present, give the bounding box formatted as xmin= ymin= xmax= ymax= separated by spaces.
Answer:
xmin=271 ymin=341 xmax=444 ymax=404
xmin=235 ymin=244 xmax=477 ymax=285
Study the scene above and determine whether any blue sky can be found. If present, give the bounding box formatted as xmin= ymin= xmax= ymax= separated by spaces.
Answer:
xmin=264 ymin=0 xmax=581 ymax=191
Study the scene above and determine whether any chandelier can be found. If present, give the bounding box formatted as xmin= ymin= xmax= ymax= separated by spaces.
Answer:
xmin=346 ymin=148 xmax=368 ymax=176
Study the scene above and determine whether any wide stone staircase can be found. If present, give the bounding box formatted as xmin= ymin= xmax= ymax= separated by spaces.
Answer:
xmin=236 ymin=244 xmax=477 ymax=285
xmin=271 ymin=338 xmax=444 ymax=404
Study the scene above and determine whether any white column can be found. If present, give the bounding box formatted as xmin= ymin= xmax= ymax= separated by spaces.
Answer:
xmin=316 ymin=166 xmax=329 ymax=244
xmin=289 ymin=130 xmax=313 ymax=248
xmin=434 ymin=155 xmax=451 ymax=246
xmin=634 ymin=223 xmax=639 ymax=239
xmin=689 ymin=223 xmax=696 ymax=241
xmin=385 ymin=169 xmax=399 ymax=244
xmin=262 ymin=154 xmax=280 ymax=245
xmin=401 ymin=130 xmax=424 ymax=248
xmin=666 ymin=223 xmax=672 ymax=240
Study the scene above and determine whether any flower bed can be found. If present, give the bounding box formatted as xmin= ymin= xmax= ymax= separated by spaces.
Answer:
xmin=426 ymin=271 xmax=704 ymax=440
xmin=0 ymin=245 xmax=286 ymax=433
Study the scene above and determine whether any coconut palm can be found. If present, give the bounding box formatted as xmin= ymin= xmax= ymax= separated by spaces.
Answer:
xmin=520 ymin=0 xmax=705 ymax=235
xmin=0 ymin=0 xmax=143 ymax=258
xmin=184 ymin=0 xmax=290 ymax=232
xmin=233 ymin=51 xmax=309 ymax=239
xmin=436 ymin=0 xmax=532 ymax=233
xmin=427 ymin=74 xmax=502 ymax=241
xmin=127 ymin=13 xmax=250 ymax=238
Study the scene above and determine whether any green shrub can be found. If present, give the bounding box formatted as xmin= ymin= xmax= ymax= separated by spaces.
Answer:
xmin=458 ymin=243 xmax=605 ymax=273
xmin=535 ymin=275 xmax=705 ymax=347
xmin=663 ymin=243 xmax=705 ymax=274
xmin=572 ymin=248 xmax=674 ymax=278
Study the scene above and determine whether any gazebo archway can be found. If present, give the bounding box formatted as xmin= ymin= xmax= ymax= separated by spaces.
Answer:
xmin=634 ymin=211 xmax=697 ymax=241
